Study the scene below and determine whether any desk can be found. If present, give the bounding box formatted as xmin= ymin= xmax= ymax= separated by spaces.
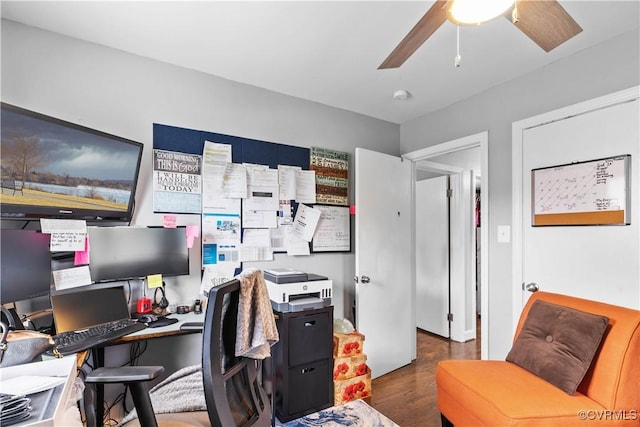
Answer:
xmin=90 ymin=312 xmax=205 ymax=425
xmin=114 ymin=312 xmax=205 ymax=343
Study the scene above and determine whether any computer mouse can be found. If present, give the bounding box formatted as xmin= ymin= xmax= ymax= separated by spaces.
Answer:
xmin=138 ymin=314 xmax=158 ymax=324
xmin=147 ymin=317 xmax=178 ymax=328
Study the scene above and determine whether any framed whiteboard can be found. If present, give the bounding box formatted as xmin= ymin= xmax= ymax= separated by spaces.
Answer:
xmin=531 ymin=154 xmax=631 ymax=226
xmin=310 ymin=205 xmax=351 ymax=252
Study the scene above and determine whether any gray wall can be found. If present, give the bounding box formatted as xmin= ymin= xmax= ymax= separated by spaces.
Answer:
xmin=400 ymin=28 xmax=640 ymax=358
xmin=1 ymin=20 xmax=400 ymax=329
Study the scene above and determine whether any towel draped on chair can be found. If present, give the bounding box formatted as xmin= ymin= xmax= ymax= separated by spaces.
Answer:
xmin=235 ymin=268 xmax=279 ymax=359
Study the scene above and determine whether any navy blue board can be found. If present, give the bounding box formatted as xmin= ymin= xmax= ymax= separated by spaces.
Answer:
xmin=153 ymin=123 xmax=309 ymax=169
xmin=152 ymin=123 xmax=206 ymax=155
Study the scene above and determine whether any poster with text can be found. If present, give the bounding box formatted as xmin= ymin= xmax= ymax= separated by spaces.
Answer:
xmin=153 ymin=149 xmax=202 ymax=213
xmin=310 ymin=147 xmax=349 ymax=206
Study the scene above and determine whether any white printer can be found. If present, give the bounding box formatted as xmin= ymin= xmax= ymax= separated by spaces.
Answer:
xmin=264 ymin=268 xmax=332 ymax=312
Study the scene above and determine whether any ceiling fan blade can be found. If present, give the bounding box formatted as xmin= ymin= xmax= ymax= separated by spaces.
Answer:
xmin=512 ymin=0 xmax=582 ymax=52
xmin=378 ymin=0 xmax=449 ymax=69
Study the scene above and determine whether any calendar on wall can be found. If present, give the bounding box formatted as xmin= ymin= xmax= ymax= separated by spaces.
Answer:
xmin=531 ymin=154 xmax=631 ymax=226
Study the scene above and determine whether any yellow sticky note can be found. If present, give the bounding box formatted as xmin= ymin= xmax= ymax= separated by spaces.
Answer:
xmin=147 ymin=274 xmax=163 ymax=288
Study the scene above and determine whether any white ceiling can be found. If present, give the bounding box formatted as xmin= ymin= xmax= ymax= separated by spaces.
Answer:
xmin=2 ymin=1 xmax=639 ymax=124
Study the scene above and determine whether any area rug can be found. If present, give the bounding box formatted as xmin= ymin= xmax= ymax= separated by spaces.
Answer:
xmin=277 ymin=399 xmax=399 ymax=427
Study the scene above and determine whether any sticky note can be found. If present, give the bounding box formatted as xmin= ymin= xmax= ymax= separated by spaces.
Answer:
xmin=74 ymin=237 xmax=90 ymax=265
xmin=163 ymin=215 xmax=177 ymax=228
xmin=186 ymin=225 xmax=200 ymax=248
xmin=147 ymin=274 xmax=163 ymax=288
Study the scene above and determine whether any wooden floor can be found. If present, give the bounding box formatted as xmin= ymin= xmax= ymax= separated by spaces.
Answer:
xmin=366 ymin=324 xmax=481 ymax=427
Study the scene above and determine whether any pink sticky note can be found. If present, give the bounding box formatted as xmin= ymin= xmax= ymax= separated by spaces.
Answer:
xmin=186 ymin=225 xmax=200 ymax=249
xmin=163 ymin=215 xmax=177 ymax=228
xmin=350 ymin=205 xmax=356 ymax=215
xmin=74 ymin=236 xmax=90 ymax=265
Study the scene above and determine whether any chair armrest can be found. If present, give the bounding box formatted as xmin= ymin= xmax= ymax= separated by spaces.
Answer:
xmin=85 ymin=366 xmax=164 ymax=384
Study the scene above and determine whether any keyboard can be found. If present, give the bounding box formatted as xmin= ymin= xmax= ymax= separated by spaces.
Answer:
xmin=53 ymin=318 xmax=147 ymax=355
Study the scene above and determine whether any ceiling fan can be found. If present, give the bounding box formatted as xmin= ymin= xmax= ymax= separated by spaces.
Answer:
xmin=379 ymin=0 xmax=582 ymax=69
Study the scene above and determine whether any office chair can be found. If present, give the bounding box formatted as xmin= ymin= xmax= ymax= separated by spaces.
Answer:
xmin=85 ymin=274 xmax=273 ymax=427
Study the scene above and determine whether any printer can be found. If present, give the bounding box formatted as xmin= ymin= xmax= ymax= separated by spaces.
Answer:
xmin=264 ymin=268 xmax=332 ymax=312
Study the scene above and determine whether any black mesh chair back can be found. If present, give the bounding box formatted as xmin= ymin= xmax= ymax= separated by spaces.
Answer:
xmin=202 ymin=278 xmax=272 ymax=427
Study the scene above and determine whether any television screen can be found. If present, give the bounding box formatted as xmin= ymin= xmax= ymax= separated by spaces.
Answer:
xmin=87 ymin=226 xmax=190 ymax=282
xmin=0 ymin=229 xmax=53 ymax=304
xmin=0 ymin=103 xmax=143 ymax=222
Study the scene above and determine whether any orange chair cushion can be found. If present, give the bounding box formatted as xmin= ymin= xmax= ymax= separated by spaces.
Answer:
xmin=435 ymin=360 xmax=627 ymax=427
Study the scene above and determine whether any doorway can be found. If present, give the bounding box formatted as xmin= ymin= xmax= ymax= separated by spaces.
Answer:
xmin=415 ymin=173 xmax=451 ymax=338
xmin=404 ymin=131 xmax=489 ymax=358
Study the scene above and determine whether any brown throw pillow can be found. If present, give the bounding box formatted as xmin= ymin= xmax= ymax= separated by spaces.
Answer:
xmin=506 ymin=299 xmax=609 ymax=395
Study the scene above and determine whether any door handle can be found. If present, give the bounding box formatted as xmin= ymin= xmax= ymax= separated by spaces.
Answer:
xmin=524 ymin=282 xmax=539 ymax=293
xmin=360 ymin=276 xmax=371 ymax=284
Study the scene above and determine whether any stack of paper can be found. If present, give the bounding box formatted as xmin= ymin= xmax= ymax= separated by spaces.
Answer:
xmin=0 ymin=375 xmax=66 ymax=397
xmin=1 ymin=393 xmax=31 ymax=426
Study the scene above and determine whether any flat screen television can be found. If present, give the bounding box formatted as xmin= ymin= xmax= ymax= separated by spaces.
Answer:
xmin=0 ymin=229 xmax=53 ymax=304
xmin=0 ymin=103 xmax=144 ymax=222
xmin=87 ymin=226 xmax=190 ymax=283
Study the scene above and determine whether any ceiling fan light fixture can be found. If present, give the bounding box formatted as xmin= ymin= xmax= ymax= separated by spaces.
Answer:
xmin=448 ymin=0 xmax=515 ymax=25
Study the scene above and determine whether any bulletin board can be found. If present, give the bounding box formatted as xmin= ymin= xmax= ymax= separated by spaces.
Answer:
xmin=153 ymin=123 xmax=319 ymax=269
xmin=531 ymin=154 xmax=631 ymax=226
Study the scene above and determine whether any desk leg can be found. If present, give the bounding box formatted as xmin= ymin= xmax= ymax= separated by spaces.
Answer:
xmin=92 ymin=346 xmax=105 ymax=426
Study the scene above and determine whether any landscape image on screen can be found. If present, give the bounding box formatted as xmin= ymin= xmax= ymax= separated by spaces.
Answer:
xmin=0 ymin=106 xmax=142 ymax=216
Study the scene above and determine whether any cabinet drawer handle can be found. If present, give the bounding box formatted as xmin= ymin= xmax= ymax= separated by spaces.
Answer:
xmin=304 ymin=321 xmax=316 ymax=327
xmin=301 ymin=367 xmax=316 ymax=374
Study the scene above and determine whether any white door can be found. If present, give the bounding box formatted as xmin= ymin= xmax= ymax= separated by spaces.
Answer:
xmin=416 ymin=176 xmax=449 ymax=338
xmin=448 ymin=170 xmax=477 ymax=342
xmin=514 ymin=94 xmax=639 ymax=320
xmin=355 ymin=148 xmax=412 ymax=379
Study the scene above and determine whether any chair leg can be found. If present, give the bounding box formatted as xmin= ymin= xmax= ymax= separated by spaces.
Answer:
xmin=82 ymin=384 xmax=97 ymax=427
xmin=441 ymin=413 xmax=454 ymax=427
xmin=128 ymin=382 xmax=158 ymax=427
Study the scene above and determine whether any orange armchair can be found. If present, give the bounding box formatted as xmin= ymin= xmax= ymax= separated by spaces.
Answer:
xmin=436 ymin=291 xmax=640 ymax=426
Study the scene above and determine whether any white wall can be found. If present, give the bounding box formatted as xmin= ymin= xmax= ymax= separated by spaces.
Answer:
xmin=400 ymin=28 xmax=640 ymax=358
xmin=1 ymin=20 xmax=400 ymax=329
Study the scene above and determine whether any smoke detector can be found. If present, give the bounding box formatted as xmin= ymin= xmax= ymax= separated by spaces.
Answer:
xmin=393 ymin=89 xmax=409 ymax=101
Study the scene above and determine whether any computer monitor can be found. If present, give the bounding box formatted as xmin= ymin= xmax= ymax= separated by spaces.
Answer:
xmin=87 ymin=226 xmax=190 ymax=283
xmin=0 ymin=229 xmax=53 ymax=304
xmin=1 ymin=102 xmax=144 ymax=222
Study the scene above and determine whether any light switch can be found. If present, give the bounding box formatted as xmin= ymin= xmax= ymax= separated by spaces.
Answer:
xmin=497 ymin=225 xmax=511 ymax=243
